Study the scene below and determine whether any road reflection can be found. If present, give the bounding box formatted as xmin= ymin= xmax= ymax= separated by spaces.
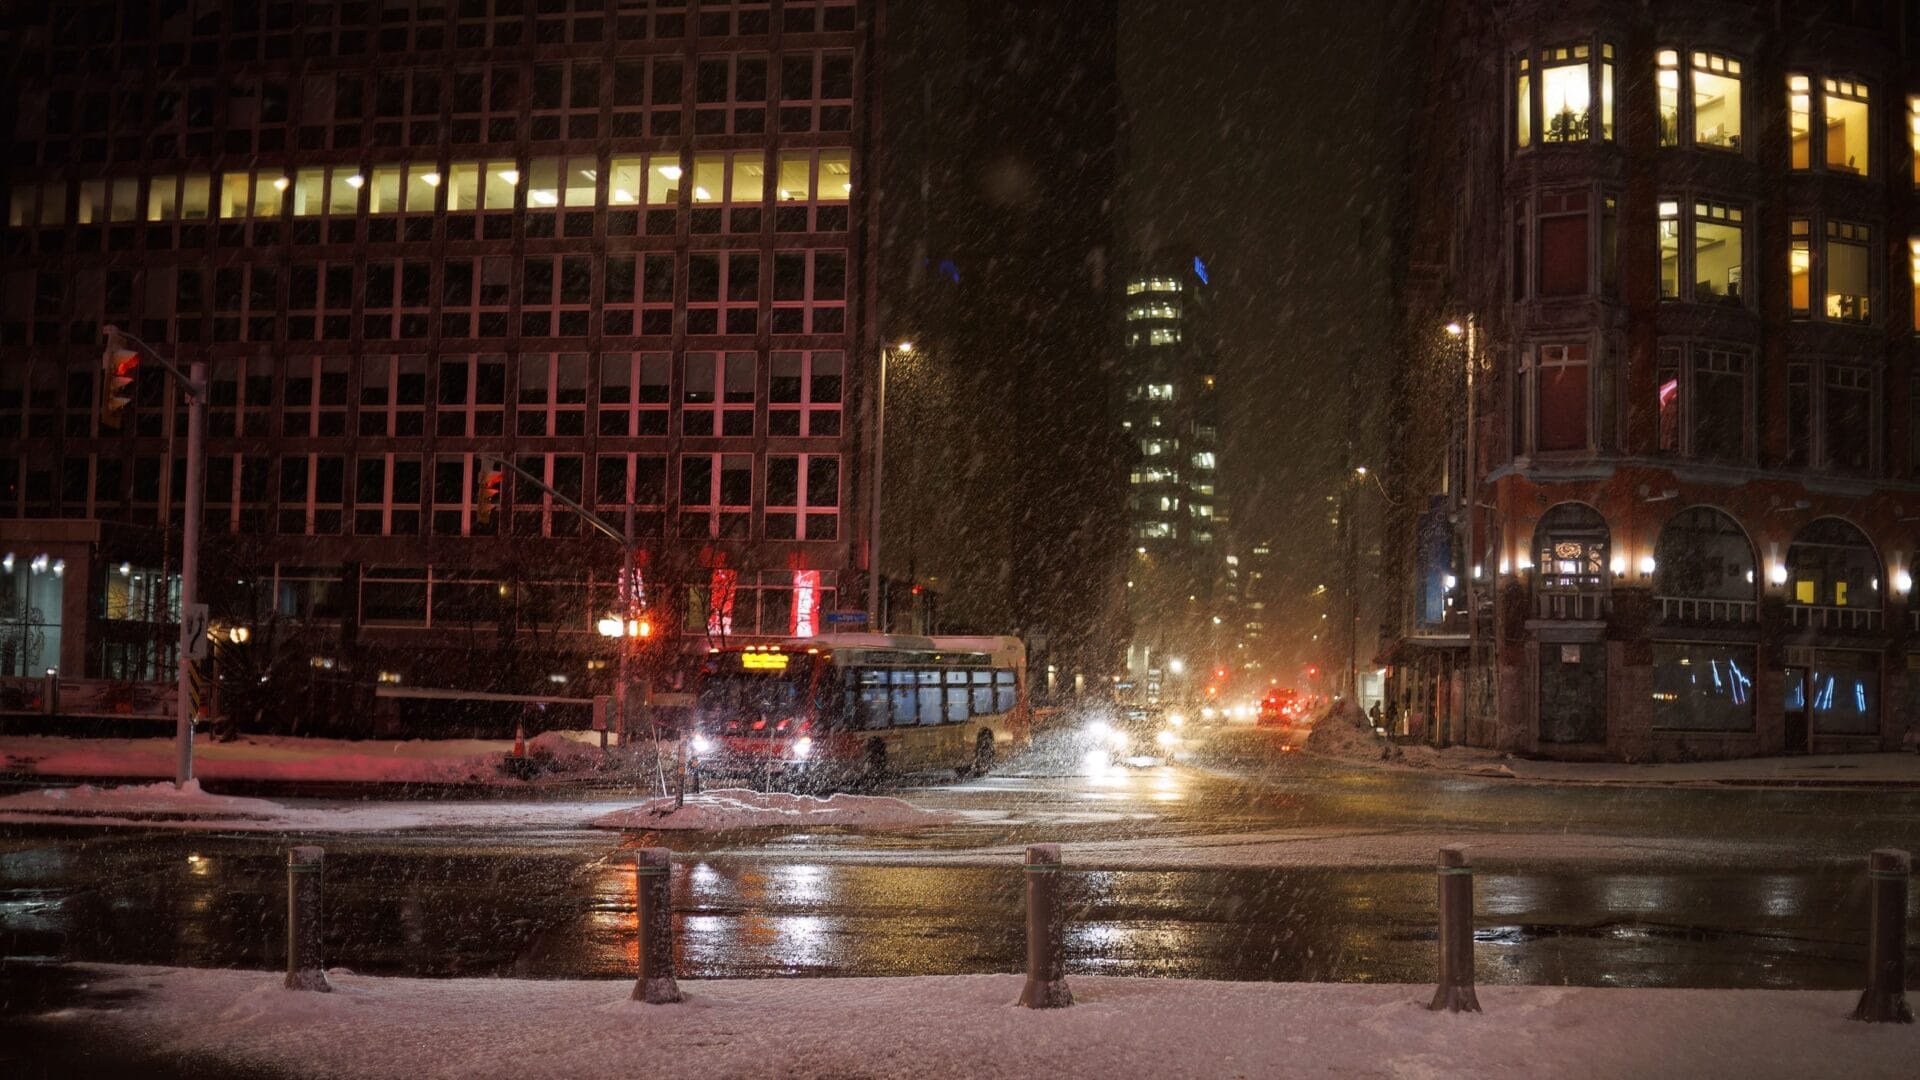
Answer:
xmin=2 ymin=830 xmax=1904 ymax=991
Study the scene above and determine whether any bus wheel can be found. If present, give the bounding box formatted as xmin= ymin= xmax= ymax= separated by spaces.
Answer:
xmin=970 ymin=730 xmax=996 ymax=777
xmin=863 ymin=740 xmax=889 ymax=788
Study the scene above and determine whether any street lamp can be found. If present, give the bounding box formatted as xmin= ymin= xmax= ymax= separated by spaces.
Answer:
xmin=869 ymin=340 xmax=914 ymax=631
xmin=1448 ymin=314 xmax=1478 ymax=749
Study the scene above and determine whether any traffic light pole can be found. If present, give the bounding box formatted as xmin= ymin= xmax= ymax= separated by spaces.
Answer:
xmin=104 ymin=327 xmax=206 ymax=789
xmin=476 ymin=456 xmax=659 ymax=782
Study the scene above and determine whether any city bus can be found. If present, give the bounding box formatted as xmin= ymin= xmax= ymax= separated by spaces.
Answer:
xmin=687 ymin=634 xmax=1030 ymax=787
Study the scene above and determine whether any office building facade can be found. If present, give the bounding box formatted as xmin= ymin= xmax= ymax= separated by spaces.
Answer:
xmin=0 ymin=0 xmax=877 ymax=730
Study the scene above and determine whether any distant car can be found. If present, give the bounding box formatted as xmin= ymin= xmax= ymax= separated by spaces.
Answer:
xmin=1257 ymin=690 xmax=1306 ymax=728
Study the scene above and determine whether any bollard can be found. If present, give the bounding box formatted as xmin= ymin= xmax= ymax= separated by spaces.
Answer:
xmin=631 ymin=847 xmax=682 ymax=1004
xmin=1018 ymin=843 xmax=1072 ymax=1008
xmin=285 ymin=845 xmax=330 ymax=992
xmin=1428 ymin=846 xmax=1480 ymax=1013
xmin=1851 ymin=848 xmax=1913 ymax=1023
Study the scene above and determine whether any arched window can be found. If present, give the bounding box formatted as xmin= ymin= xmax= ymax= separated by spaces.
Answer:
xmin=1786 ymin=518 xmax=1880 ymax=609
xmin=1654 ymin=507 xmax=1755 ymax=600
xmin=1534 ymin=503 xmax=1609 ymax=592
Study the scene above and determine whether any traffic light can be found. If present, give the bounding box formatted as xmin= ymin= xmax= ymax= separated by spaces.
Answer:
xmin=1306 ymin=665 xmax=1320 ymax=678
xmin=100 ymin=342 xmax=139 ymax=431
xmin=475 ymin=468 xmax=503 ymax=525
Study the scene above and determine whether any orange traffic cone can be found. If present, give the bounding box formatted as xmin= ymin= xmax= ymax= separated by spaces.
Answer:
xmin=513 ymin=721 xmax=526 ymax=758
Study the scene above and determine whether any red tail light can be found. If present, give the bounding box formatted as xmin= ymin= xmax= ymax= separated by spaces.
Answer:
xmin=752 ymin=719 xmax=766 ymax=730
xmin=775 ymin=719 xmax=789 ymax=731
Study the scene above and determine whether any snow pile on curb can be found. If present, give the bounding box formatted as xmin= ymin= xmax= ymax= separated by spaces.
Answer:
xmin=593 ymin=787 xmax=963 ymax=831
xmin=31 ymin=964 xmax=1919 ymax=1079
xmin=0 ymin=778 xmax=285 ymax=820
xmin=0 ymin=731 xmax=623 ymax=785
xmin=1303 ymin=701 xmax=1392 ymax=761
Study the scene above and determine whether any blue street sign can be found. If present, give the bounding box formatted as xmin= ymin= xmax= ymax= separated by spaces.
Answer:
xmin=823 ymin=610 xmax=869 ymax=626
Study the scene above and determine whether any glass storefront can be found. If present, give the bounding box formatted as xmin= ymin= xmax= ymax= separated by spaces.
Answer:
xmin=0 ymin=555 xmax=65 ymax=676
xmin=1784 ymin=651 xmax=1879 ymax=737
xmin=1651 ymin=643 xmax=1755 ymax=731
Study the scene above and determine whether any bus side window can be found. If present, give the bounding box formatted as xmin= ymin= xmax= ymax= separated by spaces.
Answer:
xmin=945 ymin=670 xmax=970 ymax=722
xmin=890 ymin=669 xmax=918 ymax=726
xmin=970 ymin=669 xmax=993 ymax=714
xmin=855 ymin=669 xmax=889 ymax=730
xmin=994 ymin=670 xmax=1016 ymax=713
xmin=917 ymin=670 xmax=942 ymax=725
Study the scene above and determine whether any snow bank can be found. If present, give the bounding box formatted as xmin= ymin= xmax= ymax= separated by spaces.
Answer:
xmin=0 ymin=731 xmax=624 ymax=785
xmin=0 ymin=778 xmax=283 ymax=819
xmin=593 ymin=787 xmax=964 ymax=831
xmin=36 ymin=964 xmax=1918 ymax=1080
xmin=1303 ymin=700 xmax=1393 ymax=761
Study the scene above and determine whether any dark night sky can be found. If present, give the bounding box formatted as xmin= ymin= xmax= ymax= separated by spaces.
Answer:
xmin=1119 ymin=0 xmax=1416 ymax=671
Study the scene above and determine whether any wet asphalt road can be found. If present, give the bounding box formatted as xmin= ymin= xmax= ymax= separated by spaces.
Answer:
xmin=3 ymin=725 xmax=1918 ymax=998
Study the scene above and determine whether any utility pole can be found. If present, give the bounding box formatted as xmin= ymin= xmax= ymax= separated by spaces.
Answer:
xmin=105 ymin=327 xmax=206 ymax=789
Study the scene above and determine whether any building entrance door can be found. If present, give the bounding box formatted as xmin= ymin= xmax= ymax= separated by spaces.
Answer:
xmin=1539 ymin=640 xmax=1606 ymax=744
xmin=1783 ymin=666 xmax=1810 ymax=754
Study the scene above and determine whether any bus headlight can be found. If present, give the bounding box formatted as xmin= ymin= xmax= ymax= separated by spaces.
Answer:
xmin=1155 ymin=729 xmax=1177 ymax=748
xmin=691 ymin=734 xmax=713 ymax=754
xmin=793 ymin=736 xmax=813 ymax=759
xmin=1167 ymin=712 xmax=1186 ymax=727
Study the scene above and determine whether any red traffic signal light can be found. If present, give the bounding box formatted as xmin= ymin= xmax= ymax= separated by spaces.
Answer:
xmin=1306 ymin=665 xmax=1319 ymax=678
xmin=100 ymin=345 xmax=139 ymax=430
xmin=1214 ymin=667 xmax=1228 ymax=680
xmin=475 ymin=468 xmax=503 ymax=524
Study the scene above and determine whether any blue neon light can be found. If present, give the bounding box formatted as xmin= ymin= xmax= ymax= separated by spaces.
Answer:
xmin=1193 ymin=256 xmax=1210 ymax=284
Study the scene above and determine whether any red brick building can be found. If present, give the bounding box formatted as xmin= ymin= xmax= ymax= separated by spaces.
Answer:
xmin=1382 ymin=0 xmax=1920 ymax=759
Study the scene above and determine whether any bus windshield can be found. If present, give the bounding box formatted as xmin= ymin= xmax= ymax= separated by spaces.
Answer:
xmin=694 ymin=654 xmax=829 ymax=733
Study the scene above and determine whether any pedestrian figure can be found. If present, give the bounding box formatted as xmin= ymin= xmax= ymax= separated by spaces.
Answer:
xmin=1368 ymin=702 xmax=1384 ymax=730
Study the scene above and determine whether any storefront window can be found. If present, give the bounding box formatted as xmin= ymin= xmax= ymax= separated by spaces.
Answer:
xmin=1651 ymin=644 xmax=1754 ymax=731
xmin=0 ymin=555 xmax=65 ymax=676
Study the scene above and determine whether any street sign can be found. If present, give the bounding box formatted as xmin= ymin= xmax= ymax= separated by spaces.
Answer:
xmin=184 ymin=602 xmax=211 ymax=661
xmin=823 ymin=610 xmax=868 ymax=626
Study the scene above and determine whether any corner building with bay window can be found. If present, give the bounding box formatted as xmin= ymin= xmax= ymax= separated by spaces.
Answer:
xmin=1382 ymin=0 xmax=1920 ymax=760
xmin=0 ymin=0 xmax=878 ymax=732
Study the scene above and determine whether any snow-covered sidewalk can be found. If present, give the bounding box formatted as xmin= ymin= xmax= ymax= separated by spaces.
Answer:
xmin=1304 ymin=707 xmax=1920 ymax=788
xmin=0 ymin=730 xmax=617 ymax=785
xmin=35 ymin=964 xmax=1919 ymax=1079
xmin=0 ymin=779 xmax=963 ymax=835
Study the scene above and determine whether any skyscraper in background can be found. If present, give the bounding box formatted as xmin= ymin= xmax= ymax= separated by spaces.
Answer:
xmin=1119 ymin=249 xmax=1230 ymax=690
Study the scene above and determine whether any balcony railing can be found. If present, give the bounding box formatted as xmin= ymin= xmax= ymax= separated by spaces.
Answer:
xmin=1655 ymin=596 xmax=1757 ymax=625
xmin=1533 ymin=590 xmax=1608 ymax=621
xmin=1786 ymin=604 xmax=1880 ymax=632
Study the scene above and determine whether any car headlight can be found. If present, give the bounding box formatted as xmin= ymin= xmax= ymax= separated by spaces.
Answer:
xmin=1167 ymin=712 xmax=1186 ymax=727
xmin=1199 ymin=707 xmax=1215 ymax=720
xmin=1155 ymin=729 xmax=1176 ymax=747
xmin=691 ymin=734 xmax=713 ymax=754
xmin=793 ymin=736 xmax=813 ymax=758
xmin=1085 ymin=720 xmax=1112 ymax=741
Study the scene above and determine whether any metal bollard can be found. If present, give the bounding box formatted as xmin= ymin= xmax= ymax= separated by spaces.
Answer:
xmin=1428 ymin=846 xmax=1480 ymax=1013
xmin=1851 ymin=848 xmax=1913 ymax=1023
xmin=285 ymin=846 xmax=330 ymax=992
xmin=1018 ymin=843 xmax=1072 ymax=1008
xmin=630 ymin=847 xmax=682 ymax=1004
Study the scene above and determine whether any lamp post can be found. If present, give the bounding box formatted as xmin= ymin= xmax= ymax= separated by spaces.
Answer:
xmin=1445 ymin=316 xmax=1477 ymax=748
xmin=869 ymin=341 xmax=911 ymax=631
